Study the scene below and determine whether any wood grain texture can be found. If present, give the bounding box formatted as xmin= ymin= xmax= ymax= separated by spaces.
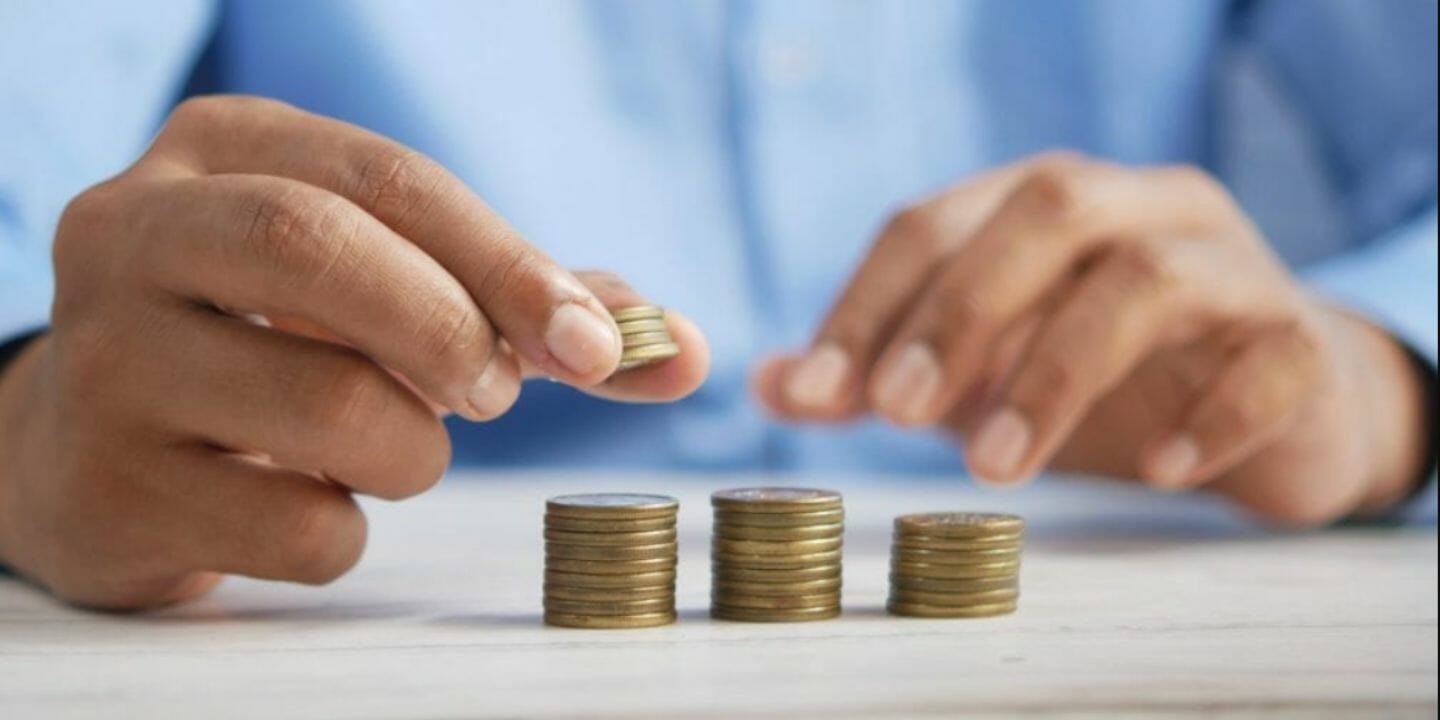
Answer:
xmin=1 ymin=473 xmax=1434 ymax=719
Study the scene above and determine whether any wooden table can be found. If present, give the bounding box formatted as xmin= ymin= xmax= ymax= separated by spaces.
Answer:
xmin=1 ymin=472 xmax=1435 ymax=718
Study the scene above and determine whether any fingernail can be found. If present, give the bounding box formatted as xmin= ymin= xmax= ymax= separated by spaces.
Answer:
xmin=786 ymin=344 xmax=850 ymax=408
xmin=970 ymin=407 xmax=1031 ymax=479
xmin=873 ymin=343 xmax=941 ymax=424
xmin=1148 ymin=434 xmax=1200 ymax=490
xmin=545 ymin=303 xmax=620 ymax=376
xmin=465 ymin=358 xmax=506 ymax=419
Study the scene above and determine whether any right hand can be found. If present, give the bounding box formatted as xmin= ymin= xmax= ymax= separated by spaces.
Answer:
xmin=0 ymin=96 xmax=709 ymax=609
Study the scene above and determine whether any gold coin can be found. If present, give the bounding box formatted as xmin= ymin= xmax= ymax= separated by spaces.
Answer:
xmin=543 ymin=597 xmax=674 ymax=616
xmin=544 ymin=584 xmax=675 ymax=602
xmin=714 ymin=508 xmax=845 ymax=527
xmin=710 ymin=487 xmax=843 ymax=513
xmin=546 ymin=493 xmax=678 ymax=520
xmin=711 ymin=564 xmax=841 ymax=583
xmin=618 ymin=330 xmax=674 ymax=347
xmin=887 ymin=587 xmax=1020 ymax=606
xmin=891 ymin=547 xmax=1021 ymax=566
xmin=546 ymin=557 xmax=677 ymax=575
xmin=887 ymin=574 xmax=1017 ymax=593
xmin=710 ymin=604 xmax=841 ymax=622
xmin=712 ymin=577 xmax=842 ymax=596
xmin=712 ymin=548 xmax=842 ymax=568
xmin=546 ymin=542 xmax=676 ymax=561
xmin=894 ymin=512 xmax=1025 ymax=538
xmin=891 ymin=560 xmax=1019 ymax=580
xmin=544 ymin=515 xmax=676 ymax=533
xmin=544 ymin=610 xmax=676 ymax=629
xmin=620 ymin=341 xmax=680 ymax=359
xmin=712 ymin=536 xmax=842 ymax=556
xmin=609 ymin=306 xmax=666 ymax=323
xmin=616 ymin=342 xmax=681 ymax=370
xmin=892 ymin=534 xmax=1023 ymax=552
xmin=714 ymin=523 xmax=844 ymax=541
xmin=543 ymin=527 xmax=677 ymax=546
xmin=886 ymin=600 xmax=1017 ymax=618
xmin=614 ymin=317 xmax=669 ymax=334
xmin=711 ymin=591 xmax=840 ymax=610
xmin=545 ymin=569 xmax=676 ymax=588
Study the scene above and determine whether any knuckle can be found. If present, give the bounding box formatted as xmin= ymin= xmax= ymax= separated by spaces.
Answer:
xmin=242 ymin=187 xmax=355 ymax=285
xmin=1012 ymin=163 xmax=1087 ymax=221
xmin=53 ymin=182 xmax=125 ymax=277
xmin=308 ymin=353 xmax=391 ymax=435
xmin=1157 ymin=164 xmax=1239 ymax=219
xmin=167 ymin=95 xmax=230 ymax=130
xmin=58 ymin=181 xmax=122 ymax=235
xmin=412 ymin=290 xmax=490 ymax=374
xmin=881 ymin=205 xmax=943 ymax=253
xmin=283 ymin=494 xmax=366 ymax=584
xmin=169 ymin=94 xmax=286 ymax=130
xmin=1112 ymin=242 xmax=1178 ymax=293
xmin=472 ymin=240 xmax=541 ymax=306
xmin=1160 ymin=164 xmax=1224 ymax=199
xmin=354 ymin=147 xmax=441 ymax=224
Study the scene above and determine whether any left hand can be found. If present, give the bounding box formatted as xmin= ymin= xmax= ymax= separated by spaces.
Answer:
xmin=754 ymin=152 xmax=1426 ymax=526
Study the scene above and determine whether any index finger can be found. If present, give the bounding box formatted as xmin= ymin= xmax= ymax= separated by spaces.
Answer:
xmin=768 ymin=162 xmax=1031 ymax=420
xmin=146 ymin=95 xmax=622 ymax=387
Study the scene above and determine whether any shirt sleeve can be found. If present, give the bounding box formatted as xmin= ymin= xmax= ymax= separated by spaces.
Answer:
xmin=0 ymin=0 xmax=217 ymax=342
xmin=1245 ymin=0 xmax=1438 ymax=523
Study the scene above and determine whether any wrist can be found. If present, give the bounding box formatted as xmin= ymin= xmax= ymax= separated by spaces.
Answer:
xmin=1330 ymin=310 xmax=1431 ymax=516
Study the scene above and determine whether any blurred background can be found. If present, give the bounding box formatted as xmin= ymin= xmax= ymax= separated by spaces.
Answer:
xmin=3 ymin=0 xmax=1434 ymax=477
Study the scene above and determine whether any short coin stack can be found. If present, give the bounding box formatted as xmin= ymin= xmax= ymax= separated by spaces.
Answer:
xmin=611 ymin=305 xmax=681 ymax=371
xmin=543 ymin=493 xmax=679 ymax=629
xmin=711 ymin=488 xmax=844 ymax=622
xmin=888 ymin=512 xmax=1024 ymax=618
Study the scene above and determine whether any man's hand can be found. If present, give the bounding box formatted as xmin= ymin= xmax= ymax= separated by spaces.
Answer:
xmin=0 ymin=96 xmax=709 ymax=609
xmin=756 ymin=152 xmax=1426 ymax=526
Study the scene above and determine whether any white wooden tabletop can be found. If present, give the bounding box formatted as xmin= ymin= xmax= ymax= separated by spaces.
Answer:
xmin=1 ymin=472 xmax=1435 ymax=719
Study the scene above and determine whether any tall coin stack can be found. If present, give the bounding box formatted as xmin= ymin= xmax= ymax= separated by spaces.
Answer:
xmin=543 ymin=494 xmax=679 ymax=629
xmin=887 ymin=512 xmax=1024 ymax=618
xmin=710 ymin=488 xmax=844 ymax=622
xmin=611 ymin=305 xmax=681 ymax=371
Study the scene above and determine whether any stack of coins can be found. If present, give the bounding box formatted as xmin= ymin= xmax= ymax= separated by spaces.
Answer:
xmin=543 ymin=494 xmax=679 ymax=629
xmin=611 ymin=305 xmax=681 ymax=371
xmin=887 ymin=512 xmax=1024 ymax=618
xmin=710 ymin=488 xmax=844 ymax=622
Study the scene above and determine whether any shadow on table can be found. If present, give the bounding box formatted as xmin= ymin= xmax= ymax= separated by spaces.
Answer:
xmin=426 ymin=610 xmax=545 ymax=630
xmin=147 ymin=600 xmax=438 ymax=623
xmin=1028 ymin=515 xmax=1273 ymax=557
